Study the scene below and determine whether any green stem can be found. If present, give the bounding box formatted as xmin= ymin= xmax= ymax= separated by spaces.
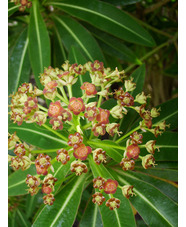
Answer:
xmin=115 ymin=126 xmax=140 ymax=144
xmin=42 ymin=124 xmax=68 ymax=142
xmin=87 ymin=140 xmax=125 ymax=151
xmin=31 ymin=148 xmax=63 ymax=154
xmin=67 ymin=84 xmax=73 ymax=99
xmin=59 ymin=87 xmax=69 ymax=103
xmin=97 ymin=95 xmax=103 ymax=108
xmin=82 ymin=122 xmax=92 ymax=130
xmin=56 ymin=93 xmax=68 ymax=105
xmin=38 ymin=104 xmax=48 ymax=112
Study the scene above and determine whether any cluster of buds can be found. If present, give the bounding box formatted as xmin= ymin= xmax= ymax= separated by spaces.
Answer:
xmin=26 ymin=174 xmax=40 ymax=196
xmin=11 ymin=0 xmax=32 ymax=12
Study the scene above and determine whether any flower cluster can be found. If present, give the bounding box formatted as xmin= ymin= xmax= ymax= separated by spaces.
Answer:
xmin=8 ymin=60 xmax=169 ymax=208
xmin=11 ymin=0 xmax=32 ymax=12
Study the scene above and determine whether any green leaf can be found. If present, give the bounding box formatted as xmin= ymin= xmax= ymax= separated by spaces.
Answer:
xmin=32 ymin=174 xmax=87 ymax=227
xmin=8 ymin=28 xmax=30 ymax=96
xmin=101 ymin=0 xmax=142 ymax=6
xmin=8 ymin=122 xmax=68 ymax=149
xmin=16 ymin=209 xmax=31 ymax=227
xmin=49 ymin=0 xmax=155 ymax=47
xmin=111 ymin=169 xmax=178 ymax=227
xmin=68 ymin=46 xmax=91 ymax=98
xmin=8 ymin=165 xmax=36 ymax=196
xmin=79 ymin=196 xmax=103 ymax=227
xmin=8 ymin=2 xmax=20 ymax=17
xmin=28 ymin=0 xmax=50 ymax=89
xmin=26 ymin=193 xmax=42 ymax=219
xmin=52 ymin=15 xmax=105 ymax=62
xmin=89 ymin=155 xmax=136 ymax=227
xmin=88 ymin=139 xmax=123 ymax=162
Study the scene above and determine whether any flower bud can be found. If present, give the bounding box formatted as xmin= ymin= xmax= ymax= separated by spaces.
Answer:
xmin=56 ymin=149 xmax=70 ymax=164
xmin=21 ymin=156 xmax=32 ymax=170
xmin=145 ymin=140 xmax=159 ymax=154
xmin=126 ymin=144 xmax=140 ymax=160
xmin=93 ymin=148 xmax=107 ymax=165
xmin=122 ymin=185 xmax=135 ymax=199
xmin=43 ymin=81 xmax=58 ymax=100
xmin=34 ymin=111 xmax=47 ymax=126
xmin=92 ymin=192 xmax=105 ymax=206
xmin=120 ymin=158 xmax=135 ymax=171
xmin=130 ymin=131 xmax=143 ymax=144
xmin=142 ymin=154 xmax=156 ymax=169
xmin=124 ymin=79 xmax=136 ymax=92
xmin=14 ymin=143 xmax=26 ymax=157
xmin=104 ymin=179 xmax=118 ymax=194
xmin=26 ymin=174 xmax=41 ymax=188
xmin=49 ymin=116 xmax=63 ymax=130
xmin=84 ymin=106 xmax=98 ymax=121
xmin=70 ymin=160 xmax=88 ymax=176
xmin=35 ymin=154 xmax=51 ymax=175
xmin=96 ymin=108 xmax=110 ymax=124
xmin=93 ymin=176 xmax=106 ymax=190
xmin=43 ymin=194 xmax=55 ymax=205
xmin=106 ymin=198 xmax=120 ymax=210
xmin=151 ymin=107 xmax=160 ymax=118
xmin=135 ymin=92 xmax=150 ymax=104
xmin=106 ymin=123 xmax=121 ymax=137
xmin=110 ymin=105 xmax=123 ymax=119
xmin=68 ymin=132 xmax=83 ymax=149
xmin=92 ymin=123 xmax=106 ymax=137
xmin=156 ymin=121 xmax=170 ymax=131
xmin=8 ymin=132 xmax=19 ymax=150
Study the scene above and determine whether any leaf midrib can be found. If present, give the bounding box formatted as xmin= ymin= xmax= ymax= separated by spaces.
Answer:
xmin=50 ymin=2 xmax=152 ymax=45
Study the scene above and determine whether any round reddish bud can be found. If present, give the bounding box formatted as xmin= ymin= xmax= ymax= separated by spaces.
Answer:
xmin=142 ymin=154 xmax=156 ymax=169
xmin=126 ymin=144 xmax=140 ymax=160
xmin=92 ymin=192 xmax=105 ymax=206
xmin=35 ymin=154 xmax=51 ymax=175
xmin=42 ymin=174 xmax=58 ymax=194
xmin=81 ymin=82 xmax=97 ymax=96
xmin=93 ymin=177 xmax=106 ymax=190
xmin=92 ymin=123 xmax=106 ymax=137
xmin=73 ymin=144 xmax=92 ymax=161
xmin=26 ymin=174 xmax=41 ymax=188
xmin=122 ymin=185 xmax=135 ymax=199
xmin=130 ymin=131 xmax=143 ymax=144
xmin=120 ymin=158 xmax=135 ymax=171
xmin=106 ymin=198 xmax=120 ymax=210
xmin=42 ymin=185 xmax=53 ymax=194
xmin=84 ymin=106 xmax=98 ymax=121
xmin=14 ymin=143 xmax=26 ymax=157
xmin=93 ymin=148 xmax=107 ymax=165
xmin=61 ymin=109 xmax=72 ymax=122
xmin=104 ymin=179 xmax=118 ymax=194
xmin=20 ymin=0 xmax=28 ymax=6
xmin=68 ymin=132 xmax=83 ymax=149
xmin=56 ymin=149 xmax=70 ymax=165
xmin=68 ymin=97 xmax=85 ymax=115
xmin=23 ymin=97 xmax=38 ymax=115
xmin=96 ymin=108 xmax=110 ymax=124
xmin=91 ymin=60 xmax=104 ymax=72
xmin=120 ymin=92 xmax=134 ymax=107
xmin=48 ymin=101 xmax=63 ymax=118
xmin=71 ymin=160 xmax=88 ymax=176
xmin=26 ymin=1 xmax=32 ymax=8
xmin=43 ymin=194 xmax=55 ymax=205
xmin=49 ymin=117 xmax=63 ymax=130
xmin=43 ymin=81 xmax=58 ymax=100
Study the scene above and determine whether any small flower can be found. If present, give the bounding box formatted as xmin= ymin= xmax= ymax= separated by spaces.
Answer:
xmin=84 ymin=106 xmax=98 ymax=121
xmin=93 ymin=176 xmax=106 ymax=190
xmin=106 ymin=198 xmax=120 ymax=210
xmin=156 ymin=121 xmax=170 ymax=131
xmin=110 ymin=105 xmax=123 ymax=119
xmin=43 ymin=194 xmax=55 ymax=205
xmin=124 ymin=79 xmax=136 ymax=92
xmin=114 ymin=87 xmax=125 ymax=100
xmin=130 ymin=131 xmax=143 ymax=144
xmin=120 ymin=158 xmax=135 ymax=171
xmin=149 ymin=126 xmax=162 ymax=137
xmin=18 ymin=83 xmax=33 ymax=94
xmin=43 ymin=81 xmax=58 ymax=100
xmin=142 ymin=154 xmax=156 ymax=169
xmin=91 ymin=60 xmax=104 ymax=72
xmin=14 ymin=144 xmax=26 ymax=157
xmin=151 ymin=107 xmax=161 ymax=118
xmin=92 ymin=123 xmax=106 ymax=137
xmin=23 ymin=97 xmax=38 ymax=115
xmin=122 ymin=185 xmax=135 ymax=199
xmin=104 ymin=179 xmax=118 ymax=194
xmin=135 ymin=92 xmax=150 ymax=104
xmin=21 ymin=156 xmax=32 ymax=170
xmin=42 ymin=174 xmax=58 ymax=194
xmin=34 ymin=111 xmax=47 ymax=126
xmin=10 ymin=156 xmax=23 ymax=171
xmin=70 ymin=63 xmax=84 ymax=75
xmin=70 ymin=160 xmax=88 ymax=176
xmin=92 ymin=192 xmax=105 ymax=205
xmin=61 ymin=109 xmax=72 ymax=122
xmin=68 ymin=97 xmax=85 ymax=115
xmin=35 ymin=154 xmax=51 ymax=175
xmin=49 ymin=116 xmax=63 ymax=130
xmin=48 ymin=101 xmax=63 ymax=118
xmin=126 ymin=144 xmax=140 ymax=160
xmin=73 ymin=144 xmax=92 ymax=160
xmin=26 ymin=174 xmax=41 ymax=188
xmin=81 ymin=82 xmax=97 ymax=96
xmin=68 ymin=132 xmax=83 ymax=149
xmin=93 ymin=148 xmax=107 ymax=165
xmin=120 ymin=92 xmax=134 ymax=107
xmin=106 ymin=123 xmax=121 ymax=137
xmin=96 ymin=108 xmax=110 ymax=124
xmin=56 ymin=149 xmax=70 ymax=164
xmin=27 ymin=187 xmax=39 ymax=196
xmin=8 ymin=132 xmax=19 ymax=150
xmin=145 ymin=140 xmax=159 ymax=154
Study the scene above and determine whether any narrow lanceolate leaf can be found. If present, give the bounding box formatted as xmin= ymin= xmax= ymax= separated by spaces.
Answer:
xmin=48 ymin=0 xmax=155 ymax=47
xmin=101 ymin=0 xmax=142 ymax=6
xmin=52 ymin=15 xmax=105 ymax=62
xmin=26 ymin=193 xmax=42 ymax=219
xmin=8 ymin=165 xmax=36 ymax=196
xmin=79 ymin=196 xmax=103 ymax=227
xmin=8 ymin=28 xmax=30 ymax=96
xmin=16 ymin=209 xmax=31 ymax=227
xmin=8 ymin=123 xmax=68 ymax=149
xmin=88 ymin=139 xmax=123 ymax=162
xmin=33 ymin=174 xmax=87 ymax=227
xmin=8 ymin=2 xmax=20 ymax=17
xmin=112 ymin=169 xmax=178 ymax=227
xmin=69 ymin=46 xmax=91 ymax=98
xmin=89 ymin=155 xmax=136 ymax=227
xmin=28 ymin=0 xmax=50 ymax=89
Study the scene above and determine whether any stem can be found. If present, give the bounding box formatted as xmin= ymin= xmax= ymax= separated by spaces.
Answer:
xmin=87 ymin=140 xmax=125 ymax=151
xmin=31 ymin=148 xmax=63 ymax=154
xmin=42 ymin=124 xmax=68 ymax=142
xmin=115 ymin=126 xmax=140 ymax=144
xmin=82 ymin=122 xmax=92 ymax=130
xmin=67 ymin=84 xmax=73 ymax=99
xmin=97 ymin=95 xmax=103 ymax=108
xmin=59 ymin=87 xmax=69 ymax=103
xmin=56 ymin=93 xmax=68 ymax=105
xmin=38 ymin=104 xmax=48 ymax=112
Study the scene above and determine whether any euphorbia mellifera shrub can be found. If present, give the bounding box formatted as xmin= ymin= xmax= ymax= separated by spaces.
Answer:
xmin=8 ymin=60 xmax=169 ymax=208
